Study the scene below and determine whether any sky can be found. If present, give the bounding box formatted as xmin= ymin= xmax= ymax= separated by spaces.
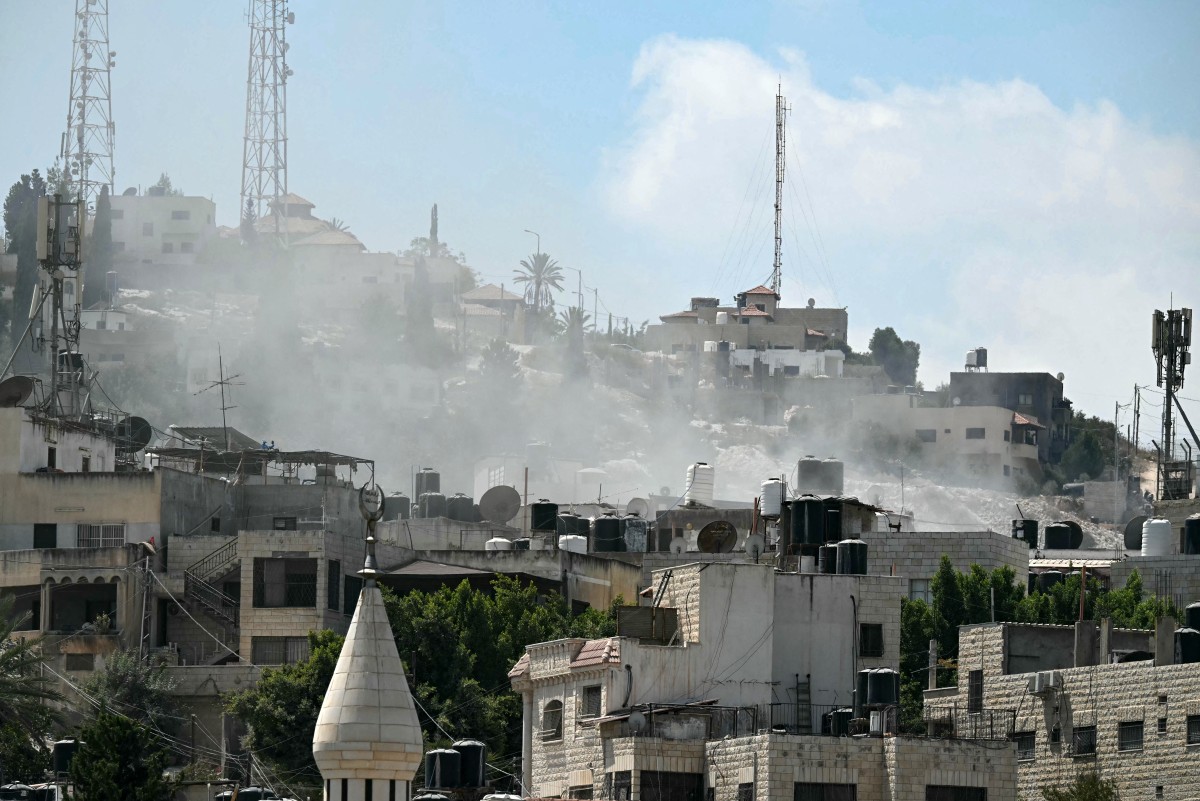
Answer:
xmin=2 ymin=0 xmax=1199 ymax=431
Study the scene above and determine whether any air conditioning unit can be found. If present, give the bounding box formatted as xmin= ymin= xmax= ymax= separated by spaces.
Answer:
xmin=1030 ymin=671 xmax=1062 ymax=695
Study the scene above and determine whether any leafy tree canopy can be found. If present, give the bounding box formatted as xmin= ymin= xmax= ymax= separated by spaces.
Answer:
xmin=868 ymin=326 xmax=921 ymax=386
xmin=1042 ymin=771 xmax=1121 ymax=801
xmin=81 ymin=649 xmax=180 ymax=735
xmin=0 ymin=593 xmax=62 ymax=734
xmin=70 ymin=708 xmax=175 ymax=801
xmin=149 ymin=173 xmax=182 ymax=196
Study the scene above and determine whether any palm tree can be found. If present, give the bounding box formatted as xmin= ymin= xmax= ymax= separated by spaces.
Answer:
xmin=0 ymin=594 xmax=62 ymax=733
xmin=558 ymin=306 xmax=591 ymax=336
xmin=513 ymin=252 xmax=565 ymax=314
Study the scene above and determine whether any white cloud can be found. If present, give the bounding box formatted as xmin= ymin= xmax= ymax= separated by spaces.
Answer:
xmin=601 ymin=35 xmax=1200 ymax=414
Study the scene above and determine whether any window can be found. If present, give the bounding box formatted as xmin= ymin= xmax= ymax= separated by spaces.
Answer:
xmin=252 ymin=636 xmax=311 ymax=664
xmin=1158 ymin=717 xmax=1167 ymax=735
xmin=640 ymin=772 xmax=703 ymax=801
xmin=859 ymin=623 xmax=884 ymax=658
xmin=541 ymin=700 xmax=563 ymax=740
xmin=47 ymin=447 xmax=57 ymax=469
xmin=111 ymin=209 xmax=124 ymax=219
xmin=142 ymin=222 xmax=154 ymax=236
xmin=1018 ymin=393 xmax=1033 ymax=406
xmin=569 ymin=787 xmax=594 ymax=800
xmin=1072 ymin=725 xmax=1097 ymax=756
xmin=252 ymin=558 xmax=317 ymax=608
xmin=1014 ymin=731 xmax=1035 ymax=761
xmin=581 ymin=685 xmax=602 ymax=719
xmin=327 ymin=560 xmax=341 ymax=611
xmin=1003 ymin=465 xmax=1011 ymax=477
xmin=916 ymin=429 xmax=937 ymax=443
xmin=1187 ymin=714 xmax=1200 ymax=745
xmin=606 ymin=772 xmax=631 ymax=801
xmin=967 ymin=670 xmax=983 ymax=713
xmin=795 ymin=784 xmax=857 ymax=801
xmin=76 ymin=523 xmax=125 ymax=548
xmin=33 ymin=524 xmax=57 ymax=549
xmin=738 ymin=784 xmax=754 ymax=801
xmin=273 ymin=516 xmax=297 ymax=530
xmin=65 ymin=653 xmax=95 ymax=671
xmin=162 ymin=242 xmax=174 ymax=253
xmin=925 ymin=788 xmax=985 ymax=801
xmin=965 ymin=428 xmax=986 ymax=439
xmin=1003 ymin=430 xmax=1010 ymax=442
xmin=909 ymin=579 xmax=932 ymax=604
xmin=81 ymin=455 xmax=90 ymax=472
xmin=171 ymin=210 xmax=191 ymax=220
xmin=1118 ymin=720 xmax=1144 ymax=752
xmin=343 ymin=575 xmax=363 ymax=615
xmin=181 ymin=241 xmax=194 ymax=253
xmin=210 ymin=517 xmax=221 ymax=533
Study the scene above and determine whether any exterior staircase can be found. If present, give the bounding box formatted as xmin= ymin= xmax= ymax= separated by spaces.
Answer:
xmin=184 ymin=537 xmax=241 ymax=630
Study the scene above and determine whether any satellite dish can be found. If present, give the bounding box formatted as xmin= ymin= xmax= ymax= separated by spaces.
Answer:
xmin=1056 ymin=372 xmax=1065 ymax=382
xmin=744 ymin=533 xmax=765 ymax=562
xmin=122 ymin=187 xmax=137 ymax=196
xmin=627 ymin=497 xmax=651 ymax=518
xmin=479 ymin=485 xmax=521 ymax=524
xmin=952 ymin=397 xmax=961 ymax=406
xmin=115 ymin=415 xmax=152 ymax=452
xmin=669 ymin=537 xmax=686 ymax=555
xmin=1062 ymin=520 xmax=1084 ymax=550
xmin=697 ymin=521 xmax=737 ymax=553
xmin=0 ymin=376 xmax=35 ymax=408
xmin=628 ymin=711 xmax=646 ymax=733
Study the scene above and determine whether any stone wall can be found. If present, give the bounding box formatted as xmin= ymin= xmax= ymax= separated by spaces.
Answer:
xmin=1109 ymin=554 xmax=1200 ymax=610
xmin=858 ymin=528 xmax=1030 ymax=598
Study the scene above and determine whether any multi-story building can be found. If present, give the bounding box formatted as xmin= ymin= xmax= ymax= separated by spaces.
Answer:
xmin=930 ymin=618 xmax=1200 ymax=801
xmin=947 ymin=372 xmax=1073 ymax=464
xmin=109 ymin=190 xmax=217 ymax=269
xmin=510 ymin=561 xmax=1017 ymax=801
xmin=647 ymin=289 xmax=849 ymax=354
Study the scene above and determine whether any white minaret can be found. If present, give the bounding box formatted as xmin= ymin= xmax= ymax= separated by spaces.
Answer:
xmin=313 ymin=519 xmax=423 ymax=801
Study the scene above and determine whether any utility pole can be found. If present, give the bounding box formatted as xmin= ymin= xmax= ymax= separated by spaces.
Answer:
xmin=593 ymin=288 xmax=599 ymax=339
xmin=771 ymin=84 xmax=789 ymax=300
xmin=63 ymin=0 xmax=116 ymax=212
xmin=242 ymin=0 xmax=294 ymax=243
xmin=1151 ymin=307 xmax=1193 ymax=499
xmin=1114 ymin=401 xmax=1121 ymax=481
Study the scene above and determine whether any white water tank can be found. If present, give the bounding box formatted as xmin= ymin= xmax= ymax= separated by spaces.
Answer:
xmin=485 ymin=537 xmax=513 ymax=552
xmin=558 ymin=534 xmax=587 ymax=554
xmin=685 ymin=463 xmax=715 ymax=505
xmin=703 ymin=340 xmax=718 ymax=353
xmin=715 ymin=311 xmax=730 ymax=325
xmin=760 ymin=478 xmax=785 ymax=518
xmin=799 ymin=554 xmax=816 ymax=574
xmin=1142 ymin=518 xmax=1172 ymax=557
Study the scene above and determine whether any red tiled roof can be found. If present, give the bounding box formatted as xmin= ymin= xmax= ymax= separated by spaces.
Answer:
xmin=570 ymin=638 xmax=620 ymax=668
xmin=738 ymin=306 xmax=771 ymax=317
xmin=508 ymin=653 xmax=530 ymax=678
xmin=742 ymin=285 xmax=776 ymax=295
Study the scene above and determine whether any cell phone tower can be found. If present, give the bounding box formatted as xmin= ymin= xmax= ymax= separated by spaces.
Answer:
xmin=241 ymin=0 xmax=293 ymax=242
xmin=62 ymin=0 xmax=117 ymax=213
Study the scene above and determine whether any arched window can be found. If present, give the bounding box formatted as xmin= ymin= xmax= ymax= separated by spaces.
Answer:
xmin=541 ymin=699 xmax=563 ymax=741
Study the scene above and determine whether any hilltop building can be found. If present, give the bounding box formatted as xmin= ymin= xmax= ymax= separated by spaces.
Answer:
xmin=109 ymin=188 xmax=217 ymax=271
xmin=947 ymin=371 xmax=1073 ymax=464
xmin=647 ymin=289 xmax=847 ymax=354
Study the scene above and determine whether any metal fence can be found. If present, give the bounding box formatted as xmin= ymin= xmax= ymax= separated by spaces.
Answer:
xmin=922 ymin=705 xmax=1016 ymax=741
xmin=766 ymin=703 xmax=850 ymax=736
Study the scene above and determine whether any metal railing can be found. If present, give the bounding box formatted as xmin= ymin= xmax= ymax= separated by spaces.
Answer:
xmin=187 ymin=536 xmax=239 ymax=581
xmin=923 ymin=705 xmax=1016 ymax=741
xmin=767 ymin=703 xmax=853 ymax=736
xmin=183 ymin=571 xmax=240 ymax=628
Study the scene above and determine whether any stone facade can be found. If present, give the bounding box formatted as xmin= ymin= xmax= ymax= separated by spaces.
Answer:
xmin=858 ymin=529 xmax=1030 ymax=603
xmin=1109 ymin=554 xmax=1200 ymax=611
xmin=945 ymin=622 xmax=1200 ymax=801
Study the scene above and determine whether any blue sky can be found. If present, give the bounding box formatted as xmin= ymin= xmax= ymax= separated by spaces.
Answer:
xmin=2 ymin=1 xmax=1199 ymax=425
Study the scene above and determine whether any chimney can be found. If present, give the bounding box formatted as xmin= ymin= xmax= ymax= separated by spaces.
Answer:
xmin=1099 ymin=618 xmax=1112 ymax=665
xmin=1074 ymin=620 xmax=1098 ymax=667
xmin=1156 ymin=616 xmax=1177 ymax=667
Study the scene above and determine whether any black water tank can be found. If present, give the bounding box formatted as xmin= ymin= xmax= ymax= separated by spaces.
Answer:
xmin=1185 ymin=515 xmax=1200 ymax=555
xmin=388 ymin=493 xmax=411 ymax=521
xmin=531 ymin=500 xmax=559 ymax=532
xmin=447 ymin=493 xmax=474 ymax=522
xmin=1037 ymin=570 xmax=1064 ymax=592
xmin=1175 ymin=627 xmax=1200 ymax=665
xmin=1186 ymin=602 xmax=1200 ymax=631
xmin=867 ymin=668 xmax=900 ymax=706
xmin=1012 ymin=519 xmax=1038 ymax=549
xmin=818 ymin=544 xmax=839 ymax=574
xmin=855 ymin=669 xmax=871 ymax=716
xmin=593 ymin=515 xmax=624 ymax=552
xmin=415 ymin=468 xmax=441 ymax=497
xmin=425 ymin=748 xmax=461 ymax=789
xmin=620 ymin=513 xmax=649 ymax=552
xmin=778 ymin=501 xmax=793 ymax=555
xmin=52 ymin=738 xmax=80 ymax=776
xmin=823 ymin=708 xmax=853 ymax=737
xmin=1044 ymin=523 xmax=1072 ymax=549
xmin=823 ymin=500 xmax=843 ymax=543
xmin=557 ymin=512 xmax=581 ymax=537
xmin=511 ymin=538 xmax=531 ymax=551
xmin=453 ymin=739 xmax=487 ymax=788
xmin=791 ymin=495 xmax=825 ymax=549
xmin=835 ymin=539 xmax=868 ymax=575
xmin=420 ymin=492 xmax=447 ymax=519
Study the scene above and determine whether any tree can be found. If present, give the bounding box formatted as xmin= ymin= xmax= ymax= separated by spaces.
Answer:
xmin=868 ymin=327 xmax=920 ymax=385
xmin=0 ymin=719 xmax=52 ymax=784
xmin=0 ymin=594 xmax=62 ymax=734
xmin=81 ymin=650 xmax=179 ymax=735
xmin=83 ymin=185 xmax=113 ymax=308
xmin=478 ymin=338 xmax=523 ymax=396
xmin=224 ymin=629 xmax=343 ymax=786
xmin=559 ymin=306 xmax=591 ymax=382
xmin=513 ymin=252 xmax=564 ymax=315
xmin=3 ymin=171 xmax=48 ymax=348
xmin=898 ymin=598 xmax=933 ymax=733
xmin=329 ymin=217 xmax=351 ymax=233
xmin=70 ymin=708 xmax=174 ymax=801
xmin=149 ymin=173 xmax=181 ymax=196
xmin=1060 ymin=430 xmax=1106 ymax=482
xmin=930 ymin=555 xmax=965 ymax=674
xmin=240 ymin=198 xmax=258 ymax=246
xmin=1042 ymin=771 xmax=1120 ymax=801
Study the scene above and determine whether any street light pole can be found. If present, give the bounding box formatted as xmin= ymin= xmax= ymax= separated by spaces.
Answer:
xmin=523 ymin=228 xmax=540 ymax=256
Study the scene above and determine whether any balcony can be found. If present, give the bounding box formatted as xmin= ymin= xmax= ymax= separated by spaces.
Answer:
xmin=923 ymin=705 xmax=1016 ymax=741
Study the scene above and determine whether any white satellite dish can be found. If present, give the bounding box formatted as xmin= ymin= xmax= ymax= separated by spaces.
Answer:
xmin=669 ymin=537 xmax=686 ymax=555
xmin=629 ymin=711 xmax=647 ymax=733
xmin=627 ymin=497 xmax=651 ymax=518
xmin=745 ymin=533 xmax=765 ymax=563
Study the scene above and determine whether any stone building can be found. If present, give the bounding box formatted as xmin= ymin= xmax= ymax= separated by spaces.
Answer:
xmin=509 ymin=562 xmax=1017 ymax=801
xmin=930 ymin=619 xmax=1200 ymax=801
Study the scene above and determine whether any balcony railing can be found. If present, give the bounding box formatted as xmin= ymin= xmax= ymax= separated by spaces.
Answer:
xmin=767 ymin=703 xmax=852 ymax=736
xmin=923 ymin=705 xmax=1016 ymax=741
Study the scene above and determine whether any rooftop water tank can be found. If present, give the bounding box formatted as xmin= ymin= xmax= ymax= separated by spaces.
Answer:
xmin=822 ymin=458 xmax=844 ymax=495
xmin=715 ymin=311 xmax=730 ymax=325
xmin=447 ymin=493 xmax=474 ymax=522
xmin=1037 ymin=570 xmax=1064 ymax=592
xmin=1185 ymin=515 xmax=1200 ymax=555
xmin=1175 ymin=627 xmax=1200 ymax=665
xmin=866 ymin=668 xmax=900 ymax=707
xmin=388 ymin=492 xmax=411 ymax=521
xmin=593 ymin=514 xmax=624 ymax=552
xmin=485 ymin=537 xmax=512 ymax=551
xmin=1043 ymin=523 xmax=1072 ymax=550
xmin=703 ymin=340 xmax=718 ymax=353
xmin=420 ymin=492 xmax=447 ymax=519
xmin=685 ymin=463 xmax=715 ymax=505
xmin=558 ymin=534 xmax=587 ymax=554
xmin=824 ymin=500 xmax=843 ymax=543
xmin=416 ymin=468 xmax=441 ymax=497
xmin=817 ymin=544 xmax=838 ymax=574
xmin=425 ymin=748 xmax=461 ymax=790
xmin=531 ymin=500 xmax=559 ymax=532
xmin=452 ymin=740 xmax=487 ymax=789
xmin=556 ymin=512 xmax=583 ymax=537
xmin=835 ymin=539 xmax=868 ymax=575
xmin=52 ymin=738 xmax=80 ymax=777
xmin=1011 ymin=519 xmax=1038 ymax=549
xmin=760 ymin=478 xmax=785 ymax=519
xmin=1186 ymin=602 xmax=1200 ymax=631
xmin=790 ymin=495 xmax=826 ymax=549
xmin=797 ymin=456 xmax=822 ymax=493
xmin=1142 ymin=518 xmax=1172 ymax=557
xmin=621 ymin=513 xmax=649 ymax=553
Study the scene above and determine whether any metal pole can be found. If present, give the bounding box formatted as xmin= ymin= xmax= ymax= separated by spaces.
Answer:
xmin=524 ymin=229 xmax=540 ymax=256
xmin=1114 ymin=401 xmax=1120 ymax=481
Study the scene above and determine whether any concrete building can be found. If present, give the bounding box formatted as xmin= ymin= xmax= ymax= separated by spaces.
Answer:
xmin=510 ymin=562 xmax=1016 ymax=801
xmin=109 ymin=190 xmax=217 ymax=268
xmin=853 ymin=393 xmax=1044 ymax=485
xmin=947 ymin=372 xmax=1073 ymax=464
xmin=647 ymin=290 xmax=849 ymax=355
xmin=931 ymin=619 xmax=1200 ymax=801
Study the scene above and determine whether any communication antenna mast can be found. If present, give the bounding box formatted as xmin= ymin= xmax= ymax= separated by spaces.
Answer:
xmin=771 ymin=84 xmax=789 ymax=299
xmin=194 ymin=345 xmax=244 ymax=451
xmin=1151 ymin=306 xmax=1195 ymax=500
xmin=62 ymin=0 xmax=116 ymax=212
xmin=240 ymin=0 xmax=293 ymax=243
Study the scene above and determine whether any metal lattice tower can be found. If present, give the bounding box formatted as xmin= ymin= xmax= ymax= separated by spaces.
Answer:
xmin=62 ymin=0 xmax=116 ymax=212
xmin=771 ymin=84 xmax=788 ymax=299
xmin=240 ymin=0 xmax=293 ymax=239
